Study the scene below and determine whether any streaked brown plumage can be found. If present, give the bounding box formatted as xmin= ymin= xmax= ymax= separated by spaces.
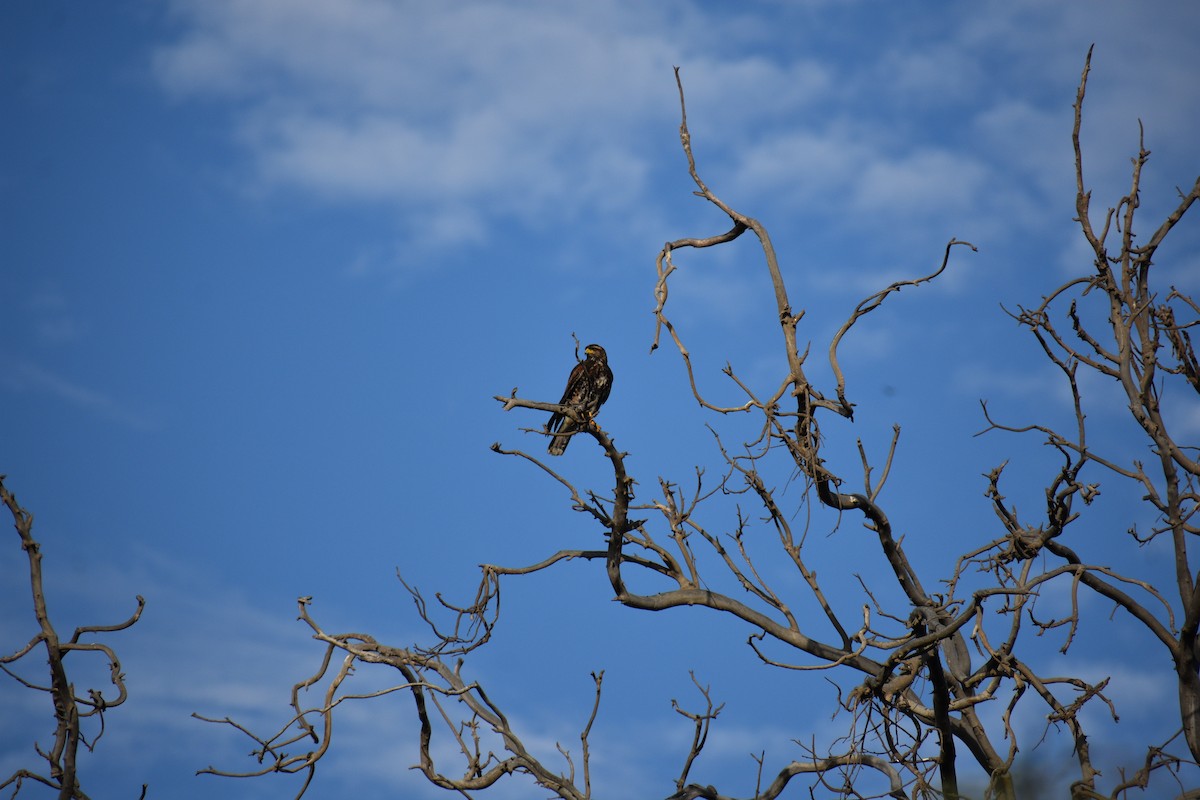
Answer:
xmin=547 ymin=344 xmax=613 ymax=455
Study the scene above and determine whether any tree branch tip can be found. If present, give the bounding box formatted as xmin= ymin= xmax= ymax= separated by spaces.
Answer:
xmin=493 ymin=395 xmax=521 ymax=411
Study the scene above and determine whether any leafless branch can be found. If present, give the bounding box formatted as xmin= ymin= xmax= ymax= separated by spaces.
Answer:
xmin=1 ymin=476 xmax=143 ymax=800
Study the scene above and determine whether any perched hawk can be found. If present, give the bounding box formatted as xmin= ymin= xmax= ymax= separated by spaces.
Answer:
xmin=547 ymin=343 xmax=613 ymax=456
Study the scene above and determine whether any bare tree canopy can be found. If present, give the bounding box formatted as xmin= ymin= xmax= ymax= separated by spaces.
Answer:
xmin=182 ymin=51 xmax=1200 ymax=800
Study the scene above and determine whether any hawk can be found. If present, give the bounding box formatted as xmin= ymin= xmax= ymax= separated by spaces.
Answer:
xmin=547 ymin=343 xmax=613 ymax=456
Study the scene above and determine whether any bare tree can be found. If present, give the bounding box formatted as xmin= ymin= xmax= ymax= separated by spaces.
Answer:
xmin=199 ymin=51 xmax=1200 ymax=800
xmin=1 ymin=477 xmax=145 ymax=800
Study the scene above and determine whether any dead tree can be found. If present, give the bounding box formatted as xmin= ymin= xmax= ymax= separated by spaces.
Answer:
xmin=199 ymin=52 xmax=1200 ymax=800
xmin=1 ymin=476 xmax=145 ymax=800
xmin=981 ymin=45 xmax=1200 ymax=785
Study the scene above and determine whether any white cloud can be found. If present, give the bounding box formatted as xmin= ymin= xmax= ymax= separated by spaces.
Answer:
xmin=154 ymin=0 xmax=693 ymax=251
xmin=953 ymin=361 xmax=1077 ymax=408
xmin=852 ymin=147 xmax=991 ymax=218
xmin=874 ymin=42 xmax=983 ymax=102
xmin=730 ymin=126 xmax=869 ymax=207
xmin=27 ymin=286 xmax=81 ymax=344
xmin=0 ymin=359 xmax=160 ymax=431
xmin=971 ymin=101 xmax=1068 ymax=191
xmin=148 ymin=0 xmax=1198 ymax=285
xmin=1166 ymin=398 xmax=1200 ymax=438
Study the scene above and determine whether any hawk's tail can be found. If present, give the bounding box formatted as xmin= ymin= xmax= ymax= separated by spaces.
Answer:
xmin=548 ymin=433 xmax=571 ymax=456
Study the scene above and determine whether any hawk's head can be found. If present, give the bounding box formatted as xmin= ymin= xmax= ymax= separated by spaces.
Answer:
xmin=584 ymin=344 xmax=607 ymax=361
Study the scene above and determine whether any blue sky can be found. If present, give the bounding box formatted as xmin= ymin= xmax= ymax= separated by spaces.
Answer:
xmin=2 ymin=1 xmax=1199 ymax=798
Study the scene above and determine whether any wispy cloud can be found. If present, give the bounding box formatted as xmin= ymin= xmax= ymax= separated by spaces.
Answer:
xmin=153 ymin=0 xmax=694 ymax=257
xmin=149 ymin=0 xmax=1198 ymax=292
xmin=26 ymin=286 xmax=81 ymax=344
xmin=1 ymin=359 xmax=160 ymax=432
xmin=953 ymin=361 xmax=1076 ymax=407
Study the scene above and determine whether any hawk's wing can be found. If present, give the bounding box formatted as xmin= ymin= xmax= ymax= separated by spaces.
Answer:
xmin=548 ymin=359 xmax=590 ymax=436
